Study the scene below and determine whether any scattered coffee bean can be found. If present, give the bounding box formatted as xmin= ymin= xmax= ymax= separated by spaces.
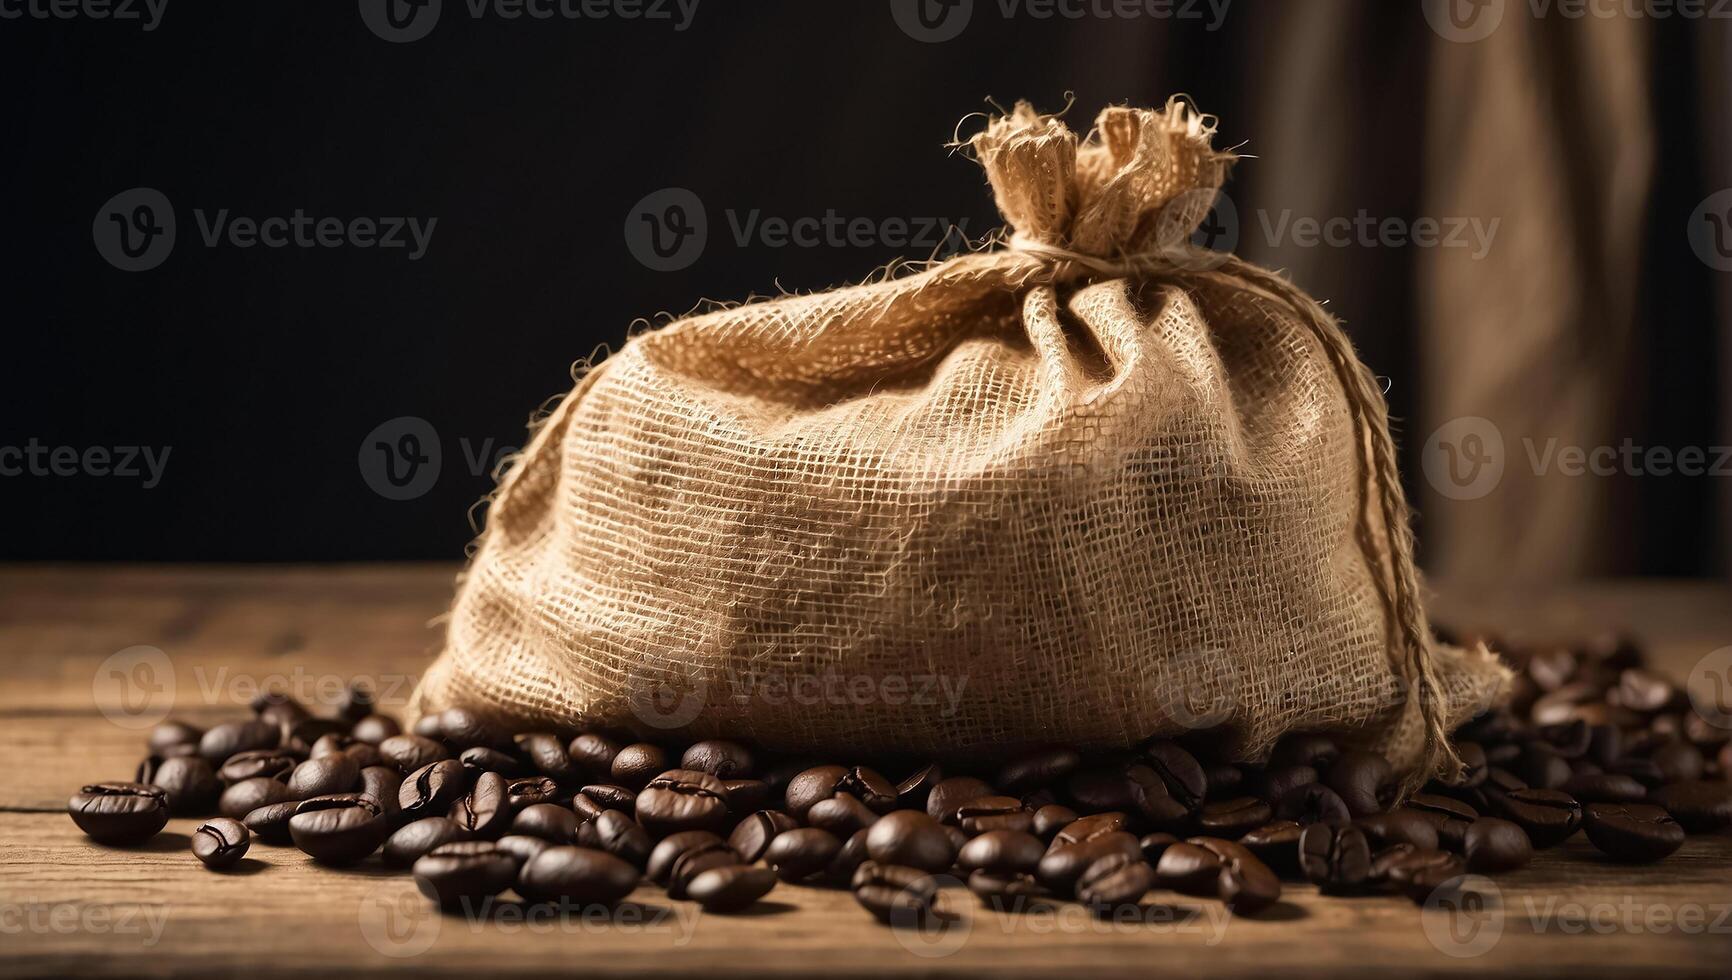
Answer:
xmin=191 ymin=817 xmax=250 ymax=869
xmin=610 ymin=744 xmax=669 ymax=789
xmin=218 ymin=748 xmax=300 ymax=785
xmin=1355 ymin=810 xmax=1439 ymax=852
xmin=242 ymin=800 xmax=301 ymax=844
xmin=686 ymin=864 xmax=777 ymax=913
xmin=1238 ymin=822 xmax=1302 ymax=878
xmin=956 ymin=796 xmax=1033 ymax=835
xmin=567 ymin=733 xmax=622 ymax=777
xmin=68 ymin=783 xmax=169 ymax=844
xmin=399 ymin=760 xmax=469 ymax=820
xmin=851 ymin=861 xmax=939 ymax=924
xmin=1269 ymin=733 xmax=1340 ymax=771
xmin=764 ymin=828 xmax=843 ymax=882
xmin=1075 ymin=852 xmax=1153 ymax=910
xmin=1138 ymin=831 xmax=1182 ymax=865
xmin=727 ymin=809 xmax=798 ymax=863
xmin=436 ymin=708 xmax=509 ymax=751
xmin=218 ymin=777 xmax=297 ymax=820
xmin=288 ymin=755 xmax=360 ymax=799
xmin=1199 ymin=797 xmax=1274 ymax=838
xmin=808 ymin=793 xmax=880 ymax=837
xmin=516 ymin=846 xmax=640 ymax=906
xmin=894 ymin=763 xmax=943 ymax=809
xmin=1376 ymin=847 xmax=1466 ymax=902
xmin=516 ymin=733 xmax=580 ymax=784
xmin=379 ymin=734 xmax=449 ymax=773
xmin=667 ymin=839 xmax=740 ymax=899
xmin=147 ymin=755 xmax=222 ymax=815
xmin=1251 ymin=765 xmax=1318 ymax=806
xmin=1037 ymin=832 xmax=1141 ymax=893
xmin=967 ymin=870 xmax=1046 ymax=908
xmin=1495 ymin=788 xmax=1583 ymax=848
xmin=997 ymin=748 xmax=1082 ymax=794
xmin=383 ymin=816 xmax=468 ymax=868
xmin=648 ymin=831 xmax=728 ymax=885
xmin=1299 ymin=823 xmax=1371 ymax=893
xmin=1582 ymin=803 xmax=1685 ymax=862
xmin=681 ymin=740 xmax=755 ymax=780
xmin=493 ymin=834 xmax=552 ymax=866
xmin=459 ymin=746 xmax=523 ymax=777
xmin=589 ymin=810 xmax=653 ymax=866
xmin=1561 ymin=771 xmax=1647 ymax=804
xmin=723 ymin=779 xmax=769 ymax=814
xmin=1275 ymin=783 xmax=1351 ymax=825
xmin=863 ymin=810 xmax=955 ymax=872
xmin=636 ymin=769 xmax=731 ymax=836
xmin=289 ymin=794 xmax=389 ymax=864
xmin=1326 ymin=751 xmax=1397 ymax=817
xmin=350 ymin=714 xmax=401 ymax=745
xmin=957 ymin=829 xmax=1044 ymax=875
xmin=415 ymin=840 xmax=519 ymax=908
xmin=1650 ymin=780 xmax=1732 ymax=832
xmin=1464 ymin=818 xmax=1532 ymax=872
xmin=513 ymin=803 xmax=579 ymax=843
xmin=150 ymin=721 xmax=203 ymax=756
xmin=450 ymin=771 xmax=512 ymax=839
xmin=925 ymin=776 xmax=995 ymax=824
xmin=199 ymin=720 xmax=280 ymax=765
xmin=1193 ymin=837 xmax=1281 ymax=915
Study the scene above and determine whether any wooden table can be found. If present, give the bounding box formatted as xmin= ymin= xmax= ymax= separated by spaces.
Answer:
xmin=3 ymin=566 xmax=1728 ymax=977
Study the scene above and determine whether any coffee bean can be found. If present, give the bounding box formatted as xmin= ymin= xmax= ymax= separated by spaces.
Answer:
xmin=925 ymin=776 xmax=995 ymax=824
xmin=957 ymin=829 xmax=1044 ymax=874
xmin=289 ymin=793 xmax=389 ymax=864
xmin=589 ymin=810 xmax=653 ymax=866
xmin=411 ymin=715 xmax=443 ymax=739
xmin=218 ymin=748 xmax=300 ymax=785
xmin=1053 ymin=812 xmax=1128 ymax=847
xmin=282 ymin=718 xmax=346 ymax=756
xmin=894 ymin=763 xmax=944 ymax=809
xmin=505 ymin=776 xmax=560 ymax=811
xmin=1355 ymin=811 xmax=1439 ymax=852
xmin=1193 ymin=837 xmax=1282 ymax=915
xmin=1275 ymin=783 xmax=1351 ymax=825
xmin=1464 ymin=818 xmax=1532 ymax=872
xmin=864 ymin=810 xmax=955 ymax=872
xmin=350 ymin=714 xmax=401 ymax=745
xmin=764 ymin=827 xmax=842 ymax=882
xmin=436 ymin=708 xmax=508 ymax=751
xmin=610 ymin=744 xmax=669 ymax=789
xmin=242 ymin=800 xmax=301 ymax=844
xmin=252 ymin=690 xmax=310 ymax=726
xmin=513 ymin=803 xmax=578 ymax=843
xmin=997 ymin=748 xmax=1082 ymax=794
xmin=1651 ymin=780 xmax=1732 ymax=832
xmin=1067 ymin=765 xmax=1141 ymax=813
xmin=1142 ymin=740 xmax=1206 ymax=816
xmin=149 ymin=721 xmax=203 ymax=756
xmin=515 ymin=733 xmax=580 ymax=784
xmin=1650 ymin=742 xmax=1706 ymax=785
xmin=955 ymin=795 xmax=1033 ymax=835
xmin=1031 ymin=804 xmax=1079 ymax=840
xmin=414 ymin=840 xmax=519 ymax=908
xmin=686 ymin=864 xmax=777 ymax=913
xmin=1238 ymin=821 xmax=1302 ymax=878
xmin=647 ymin=831 xmax=728 ymax=885
xmin=728 ymin=809 xmax=799 ymax=863
xmin=1205 ymin=763 xmax=1248 ymax=801
xmin=636 ymin=769 xmax=731 ymax=836
xmin=459 ymin=746 xmax=523 ymax=777
xmin=1615 ymin=669 xmax=1674 ymax=713
xmin=1037 ymin=832 xmax=1141 ymax=893
xmin=379 ymin=734 xmax=449 ymax=773
xmin=288 ymin=755 xmax=360 ymax=799
xmin=808 ymin=793 xmax=880 ymax=837
xmin=851 ymin=861 xmax=940 ymax=925
xmin=667 ymin=839 xmax=740 ymax=899
xmin=450 ymin=771 xmax=511 ymax=839
xmin=399 ymin=760 xmax=469 ymax=820
xmin=1250 ymin=765 xmax=1318 ymax=804
xmin=967 ymin=869 xmax=1047 ymax=909
xmin=1560 ymin=771 xmax=1647 ymax=804
xmin=1075 ymin=853 xmax=1153 ymax=910
xmin=148 ymin=755 xmax=222 ymax=815
xmin=1299 ymin=823 xmax=1371 ymax=893
xmin=494 ymin=834 xmax=552 ymax=867
xmin=199 ymin=721 xmax=280 ymax=765
xmin=1446 ymin=742 xmax=1490 ymax=788
xmin=722 ymin=779 xmax=769 ymax=814
xmin=833 ymin=766 xmax=898 ymax=813
xmin=68 ymin=783 xmax=169 ymax=844
xmin=218 ymin=777 xmax=297 ymax=820
xmin=1325 ymin=751 xmax=1396 ymax=817
xmin=576 ymin=784 xmax=637 ymax=814
xmin=1404 ymin=793 xmax=1477 ymax=850
xmin=1268 ymin=733 xmax=1340 ymax=771
xmin=1536 ymin=720 xmax=1592 ymax=759
xmin=1516 ymin=744 xmax=1572 ymax=790
xmin=1583 ymin=803 xmax=1685 ymax=861
xmin=191 ymin=817 xmax=250 ymax=869
xmin=1495 ymin=788 xmax=1583 ymax=847
xmin=567 ymin=733 xmax=622 ymax=777
xmin=516 ymin=846 xmax=640 ymax=906
xmin=1374 ymin=847 xmax=1465 ymax=902
xmin=1527 ymin=647 xmax=1578 ymax=691
xmin=1198 ymin=797 xmax=1274 ymax=838
xmin=681 ymin=740 xmax=755 ymax=780
xmin=383 ymin=816 xmax=467 ymax=868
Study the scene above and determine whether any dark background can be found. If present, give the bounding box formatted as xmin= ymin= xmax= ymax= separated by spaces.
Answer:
xmin=0 ymin=0 xmax=1722 ymax=570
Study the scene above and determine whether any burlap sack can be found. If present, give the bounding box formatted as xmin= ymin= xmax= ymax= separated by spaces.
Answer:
xmin=413 ymin=100 xmax=1509 ymax=781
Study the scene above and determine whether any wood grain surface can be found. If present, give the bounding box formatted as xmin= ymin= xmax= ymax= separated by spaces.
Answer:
xmin=2 ymin=566 xmax=1729 ymax=978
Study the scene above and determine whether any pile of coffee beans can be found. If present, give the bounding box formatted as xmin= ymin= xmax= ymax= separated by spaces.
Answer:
xmin=69 ymin=632 xmax=1732 ymax=926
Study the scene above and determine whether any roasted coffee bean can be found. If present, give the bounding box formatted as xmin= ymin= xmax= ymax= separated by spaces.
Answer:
xmin=414 ymin=840 xmax=518 ymax=908
xmin=379 ymin=734 xmax=449 ymax=773
xmin=435 ymin=708 xmax=509 ymax=751
xmin=399 ymin=760 xmax=469 ymax=820
xmin=1404 ymin=794 xmax=1477 ymax=851
xmin=1587 ymin=724 xmax=1624 ymax=766
xmin=1375 ymin=847 xmax=1465 ymax=902
xmin=513 ymin=803 xmax=579 ymax=844
xmin=449 ymin=771 xmax=511 ymax=838
xmin=956 ymin=796 xmax=1033 ymax=835
xmin=1205 ymin=763 xmax=1247 ymax=801
xmin=282 ymin=718 xmax=346 ymax=756
xmin=199 ymin=721 xmax=280 ymax=765
xmin=967 ymin=870 xmax=1047 ymax=908
xmin=1527 ymin=648 xmax=1578 ymax=691
xmin=834 ymin=766 xmax=898 ymax=813
xmin=668 ymin=840 xmax=741 ymax=899
xmin=382 ymin=816 xmax=467 ymax=869
xmin=148 ymin=755 xmax=222 ymax=815
xmin=350 ymin=714 xmax=402 ymax=745
xmin=1268 ymin=733 xmax=1341 ymax=771
xmin=1650 ymin=742 xmax=1706 ymax=785
xmin=411 ymin=714 xmax=444 ymax=739
xmin=687 ymin=864 xmax=777 ymax=913
xmin=926 ymin=776 xmax=995 ymax=824
xmin=288 ymin=755 xmax=360 ymax=799
xmin=1067 ymin=766 xmax=1141 ymax=812
xmin=1238 ymin=821 xmax=1302 ymax=878
xmin=852 ymin=861 xmax=940 ymax=924
xmin=1516 ymin=744 xmax=1571 ymax=790
xmin=1536 ymin=720 xmax=1592 ymax=759
xmin=1037 ymin=832 xmax=1142 ymax=893
xmin=516 ymin=846 xmax=640 ymax=906
xmin=1031 ymin=804 xmax=1079 ymax=840
xmin=727 ymin=809 xmax=799 ymax=863
xmin=567 ymin=733 xmax=622 ymax=777
xmin=808 ymin=793 xmax=880 ymax=837
xmin=1022 ymin=787 xmax=1059 ymax=809
xmin=1199 ymin=797 xmax=1274 ymax=838
xmin=1142 ymin=740 xmax=1206 ymax=815
xmin=1615 ymin=668 xmax=1675 ymax=713
xmin=957 ymin=829 xmax=1045 ymax=874
xmin=515 ymin=733 xmax=580 ymax=784
xmin=610 ymin=744 xmax=669 ymax=789
xmin=1464 ymin=818 xmax=1532 ymax=872
xmin=589 ymin=810 xmax=653 ymax=866
xmin=997 ymin=748 xmax=1082 ymax=794
xmin=149 ymin=721 xmax=203 ymax=756
xmin=636 ymin=769 xmax=731 ymax=836
xmin=1249 ymin=765 xmax=1318 ymax=805
xmin=504 ymin=776 xmax=560 ymax=811
xmin=1192 ymin=837 xmax=1281 ymax=915
xmin=864 ymin=810 xmax=955 ymax=872
xmin=1561 ymin=771 xmax=1647 ymax=804
xmin=764 ymin=827 xmax=842 ymax=882
xmin=459 ymin=746 xmax=523 ymax=777
xmin=218 ymin=748 xmax=300 ymax=785
xmin=1354 ymin=811 xmax=1439 ymax=852
xmin=1583 ymin=803 xmax=1685 ymax=861
xmin=1275 ymin=783 xmax=1351 ymax=825
xmin=218 ymin=777 xmax=297 ymax=820
xmin=1651 ymin=780 xmax=1732 ymax=832
xmin=289 ymin=794 xmax=389 ymax=864
xmin=576 ymin=784 xmax=637 ymax=813
xmin=242 ymin=801 xmax=301 ymax=844
xmin=1325 ymin=751 xmax=1397 ymax=817
xmin=1053 ymin=812 xmax=1128 ymax=847
xmin=647 ymin=831 xmax=728 ymax=885
xmin=1495 ymin=788 xmax=1583 ymax=848
xmin=68 ymin=783 xmax=169 ymax=844
xmin=894 ymin=763 xmax=944 ymax=809
xmin=191 ymin=817 xmax=250 ymax=869
xmin=1076 ymin=853 xmax=1154 ymax=909
xmin=680 ymin=740 xmax=755 ymax=780
xmin=1299 ymin=823 xmax=1371 ymax=893
xmin=494 ymin=834 xmax=552 ymax=866
xmin=723 ymin=779 xmax=769 ymax=814
xmin=1484 ymin=766 xmax=1529 ymax=798
xmin=825 ymin=828 xmax=873 ymax=885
